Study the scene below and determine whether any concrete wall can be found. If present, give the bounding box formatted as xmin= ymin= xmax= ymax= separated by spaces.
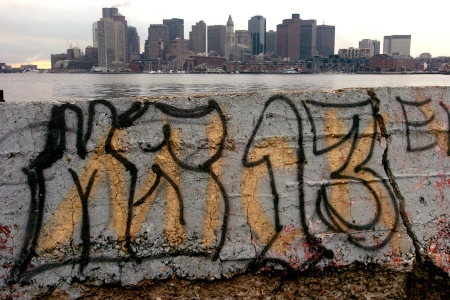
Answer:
xmin=1 ymin=87 xmax=450 ymax=298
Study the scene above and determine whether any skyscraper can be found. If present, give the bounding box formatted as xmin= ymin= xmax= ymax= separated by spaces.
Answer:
xmin=112 ymin=12 xmax=129 ymax=62
xmin=163 ymin=18 xmax=184 ymax=40
xmin=146 ymin=24 xmax=169 ymax=59
xmin=300 ymin=19 xmax=317 ymax=59
xmin=276 ymin=14 xmax=302 ymax=60
xmin=248 ymin=15 xmax=266 ymax=55
xmin=189 ymin=21 xmax=207 ymax=54
xmin=316 ymin=24 xmax=335 ymax=57
xmin=383 ymin=35 xmax=411 ymax=56
xmin=208 ymin=25 xmax=226 ymax=56
xmin=97 ymin=17 xmax=126 ymax=67
xmin=225 ymin=15 xmax=235 ymax=61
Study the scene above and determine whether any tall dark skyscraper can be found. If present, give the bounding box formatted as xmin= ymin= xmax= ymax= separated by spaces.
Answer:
xmin=276 ymin=14 xmax=301 ymax=60
xmin=208 ymin=25 xmax=226 ymax=56
xmin=300 ymin=19 xmax=317 ymax=59
xmin=163 ymin=18 xmax=184 ymax=41
xmin=316 ymin=24 xmax=335 ymax=57
xmin=189 ymin=21 xmax=207 ymax=54
xmin=248 ymin=15 xmax=266 ymax=55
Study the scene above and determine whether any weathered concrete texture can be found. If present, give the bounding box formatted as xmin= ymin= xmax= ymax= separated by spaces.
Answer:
xmin=1 ymin=87 xmax=450 ymax=298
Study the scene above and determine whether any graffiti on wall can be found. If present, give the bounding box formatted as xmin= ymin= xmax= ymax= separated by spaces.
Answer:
xmin=7 ymin=91 xmax=450 ymax=283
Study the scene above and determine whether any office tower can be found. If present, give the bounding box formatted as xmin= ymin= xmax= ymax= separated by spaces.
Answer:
xmin=265 ymin=30 xmax=276 ymax=56
xmin=112 ymin=12 xmax=129 ymax=62
xmin=383 ymin=35 xmax=411 ymax=56
xmin=163 ymin=18 xmax=184 ymax=40
xmin=189 ymin=21 xmax=207 ymax=54
xmin=146 ymin=24 xmax=169 ymax=59
xmin=300 ymin=19 xmax=317 ymax=59
xmin=276 ymin=14 xmax=302 ymax=60
xmin=208 ymin=25 xmax=226 ymax=56
xmin=248 ymin=15 xmax=266 ymax=55
xmin=359 ymin=39 xmax=380 ymax=57
xmin=128 ymin=26 xmax=140 ymax=61
xmin=92 ymin=22 xmax=99 ymax=48
xmin=225 ymin=15 xmax=235 ymax=60
xmin=316 ymin=24 xmax=335 ymax=57
xmin=102 ymin=7 xmax=118 ymax=18
xmin=97 ymin=17 xmax=126 ymax=67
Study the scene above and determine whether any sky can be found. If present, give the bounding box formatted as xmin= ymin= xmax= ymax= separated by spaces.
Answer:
xmin=1 ymin=0 xmax=450 ymax=68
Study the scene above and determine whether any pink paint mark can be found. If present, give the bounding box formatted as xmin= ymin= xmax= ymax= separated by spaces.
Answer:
xmin=284 ymin=225 xmax=292 ymax=234
xmin=436 ymin=174 xmax=448 ymax=202
xmin=0 ymin=225 xmax=11 ymax=252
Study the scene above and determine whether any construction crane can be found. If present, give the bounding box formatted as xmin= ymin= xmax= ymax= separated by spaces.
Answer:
xmin=66 ymin=37 xmax=72 ymax=49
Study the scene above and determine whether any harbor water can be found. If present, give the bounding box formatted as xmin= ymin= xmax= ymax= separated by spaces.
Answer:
xmin=1 ymin=73 xmax=450 ymax=102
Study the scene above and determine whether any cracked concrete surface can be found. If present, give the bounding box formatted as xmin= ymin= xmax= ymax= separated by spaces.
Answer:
xmin=1 ymin=87 xmax=450 ymax=298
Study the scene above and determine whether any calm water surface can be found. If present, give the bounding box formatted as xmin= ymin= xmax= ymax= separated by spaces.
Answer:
xmin=1 ymin=73 xmax=450 ymax=102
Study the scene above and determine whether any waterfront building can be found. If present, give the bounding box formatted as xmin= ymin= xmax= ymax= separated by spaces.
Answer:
xmin=128 ymin=26 xmax=140 ymax=61
xmin=85 ymin=46 xmax=99 ymax=67
xmin=300 ymin=19 xmax=317 ymax=59
xmin=207 ymin=25 xmax=226 ymax=56
xmin=338 ymin=47 xmax=369 ymax=59
xmin=225 ymin=15 xmax=235 ymax=61
xmin=163 ymin=18 xmax=184 ymax=40
xmin=50 ymin=53 xmax=68 ymax=70
xmin=316 ymin=24 xmax=335 ymax=57
xmin=248 ymin=15 xmax=266 ymax=55
xmin=383 ymin=35 xmax=411 ymax=56
xmin=266 ymin=30 xmax=276 ymax=56
xmin=276 ymin=14 xmax=302 ymax=60
xmin=146 ymin=24 xmax=169 ymax=59
xmin=97 ymin=17 xmax=126 ymax=68
xmin=189 ymin=21 xmax=207 ymax=54
xmin=359 ymin=39 xmax=380 ymax=57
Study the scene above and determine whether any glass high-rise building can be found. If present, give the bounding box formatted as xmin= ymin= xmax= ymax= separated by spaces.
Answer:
xmin=248 ymin=15 xmax=266 ymax=55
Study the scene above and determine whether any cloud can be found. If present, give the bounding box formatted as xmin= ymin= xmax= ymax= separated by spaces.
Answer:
xmin=111 ymin=1 xmax=131 ymax=7
xmin=26 ymin=52 xmax=47 ymax=63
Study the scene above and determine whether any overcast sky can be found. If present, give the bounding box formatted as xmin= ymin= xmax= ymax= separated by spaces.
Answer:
xmin=2 ymin=0 xmax=450 ymax=68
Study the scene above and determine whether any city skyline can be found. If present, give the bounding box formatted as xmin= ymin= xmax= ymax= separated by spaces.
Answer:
xmin=2 ymin=0 xmax=450 ymax=68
